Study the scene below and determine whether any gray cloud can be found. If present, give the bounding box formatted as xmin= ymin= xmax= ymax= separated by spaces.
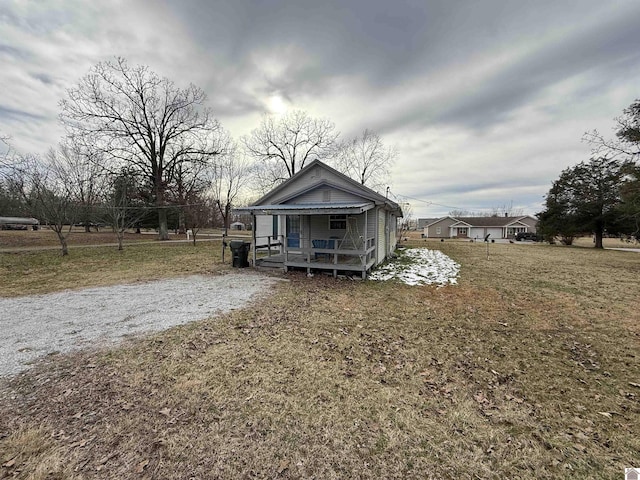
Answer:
xmin=0 ymin=105 xmax=46 ymax=122
xmin=1 ymin=0 xmax=639 ymax=218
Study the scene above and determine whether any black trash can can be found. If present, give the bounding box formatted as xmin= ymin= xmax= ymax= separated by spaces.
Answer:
xmin=229 ymin=240 xmax=251 ymax=268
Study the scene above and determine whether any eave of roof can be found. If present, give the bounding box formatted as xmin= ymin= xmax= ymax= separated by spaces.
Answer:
xmin=236 ymin=202 xmax=375 ymax=215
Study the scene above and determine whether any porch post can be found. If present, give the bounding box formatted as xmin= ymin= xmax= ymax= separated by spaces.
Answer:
xmin=364 ymin=210 xmax=368 ymax=265
xmin=282 ymin=215 xmax=287 ymax=260
xmin=252 ymin=213 xmax=257 ymax=266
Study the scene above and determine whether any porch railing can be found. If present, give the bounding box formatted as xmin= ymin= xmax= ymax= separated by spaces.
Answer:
xmin=252 ymin=234 xmax=377 ymax=273
xmin=254 ymin=234 xmax=285 ymax=257
xmin=284 ymin=236 xmax=376 ymax=269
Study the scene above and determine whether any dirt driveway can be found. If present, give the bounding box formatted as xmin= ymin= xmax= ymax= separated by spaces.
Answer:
xmin=0 ymin=273 xmax=281 ymax=377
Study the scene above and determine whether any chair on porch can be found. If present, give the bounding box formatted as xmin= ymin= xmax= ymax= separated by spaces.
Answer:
xmin=312 ymin=239 xmax=327 ymax=260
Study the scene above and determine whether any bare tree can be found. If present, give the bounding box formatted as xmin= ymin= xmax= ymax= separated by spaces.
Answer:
xmin=184 ymin=192 xmax=215 ymax=245
xmin=100 ymin=170 xmax=147 ymax=251
xmin=212 ymin=150 xmax=251 ymax=233
xmin=334 ymin=129 xmax=395 ymax=193
xmin=18 ymin=152 xmax=80 ymax=256
xmin=169 ymin=159 xmax=213 ymax=235
xmin=488 ymin=203 xmax=524 ymax=218
xmin=58 ymin=141 xmax=105 ymax=232
xmin=397 ymin=201 xmax=413 ymax=243
xmin=242 ymin=110 xmax=338 ymax=192
xmin=0 ymin=134 xmax=15 ymax=179
xmin=60 ymin=57 xmax=225 ymax=240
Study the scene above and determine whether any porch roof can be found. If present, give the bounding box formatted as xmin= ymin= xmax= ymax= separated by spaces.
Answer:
xmin=238 ymin=202 xmax=375 ymax=215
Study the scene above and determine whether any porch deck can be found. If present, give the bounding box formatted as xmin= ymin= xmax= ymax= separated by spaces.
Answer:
xmin=255 ymin=249 xmax=376 ymax=278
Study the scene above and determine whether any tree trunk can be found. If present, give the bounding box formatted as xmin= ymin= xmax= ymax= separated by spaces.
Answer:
xmin=594 ymin=228 xmax=604 ymax=249
xmin=156 ymin=180 xmax=169 ymax=240
xmin=56 ymin=232 xmax=69 ymax=256
xmin=117 ymin=231 xmax=124 ymax=251
xmin=158 ymin=207 xmax=169 ymax=240
xmin=178 ymin=210 xmax=186 ymax=235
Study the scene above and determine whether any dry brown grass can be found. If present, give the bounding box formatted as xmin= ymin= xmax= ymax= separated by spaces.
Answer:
xmin=0 ymin=229 xmax=152 ymax=249
xmin=0 ymin=241 xmax=227 ymax=297
xmin=1 ymin=241 xmax=639 ymax=478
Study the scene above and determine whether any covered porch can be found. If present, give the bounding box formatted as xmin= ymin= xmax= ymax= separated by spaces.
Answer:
xmin=241 ymin=202 xmax=378 ymax=278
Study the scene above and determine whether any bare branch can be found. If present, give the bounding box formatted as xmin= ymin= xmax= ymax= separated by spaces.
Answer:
xmin=332 ymin=129 xmax=395 ymax=193
xmin=242 ymin=110 xmax=338 ymax=191
xmin=60 ymin=57 xmax=225 ymax=239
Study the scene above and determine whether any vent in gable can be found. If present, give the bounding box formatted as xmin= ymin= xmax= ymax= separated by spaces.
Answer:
xmin=322 ymin=189 xmax=331 ymax=202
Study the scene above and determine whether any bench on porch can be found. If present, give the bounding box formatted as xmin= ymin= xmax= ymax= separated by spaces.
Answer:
xmin=311 ymin=238 xmax=337 ymax=260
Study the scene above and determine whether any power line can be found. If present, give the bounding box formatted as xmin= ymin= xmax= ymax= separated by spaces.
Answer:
xmin=386 ymin=190 xmax=464 ymax=211
xmin=387 ymin=190 xmax=521 ymax=214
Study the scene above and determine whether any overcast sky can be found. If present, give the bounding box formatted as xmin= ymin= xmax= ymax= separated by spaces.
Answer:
xmin=2 ymin=1 xmax=640 ymax=218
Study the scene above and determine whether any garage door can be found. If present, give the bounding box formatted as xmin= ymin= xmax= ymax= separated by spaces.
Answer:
xmin=470 ymin=228 xmax=485 ymax=240
xmin=486 ymin=228 xmax=503 ymax=239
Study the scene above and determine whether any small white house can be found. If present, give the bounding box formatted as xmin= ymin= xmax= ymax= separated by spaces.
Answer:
xmin=237 ymin=160 xmax=403 ymax=278
xmin=423 ymin=215 xmax=538 ymax=240
xmin=0 ymin=216 xmax=40 ymax=230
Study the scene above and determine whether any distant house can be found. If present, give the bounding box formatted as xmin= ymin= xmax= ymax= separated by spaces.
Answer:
xmin=423 ymin=215 xmax=538 ymax=240
xmin=236 ymin=160 xmax=403 ymax=278
xmin=229 ymin=221 xmax=245 ymax=231
xmin=417 ymin=218 xmax=438 ymax=229
xmin=0 ymin=216 xmax=39 ymax=230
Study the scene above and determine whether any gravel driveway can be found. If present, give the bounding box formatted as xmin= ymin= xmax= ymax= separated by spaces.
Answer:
xmin=0 ymin=273 xmax=281 ymax=377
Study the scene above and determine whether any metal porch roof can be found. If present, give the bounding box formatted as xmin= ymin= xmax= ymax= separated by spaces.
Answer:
xmin=237 ymin=202 xmax=375 ymax=215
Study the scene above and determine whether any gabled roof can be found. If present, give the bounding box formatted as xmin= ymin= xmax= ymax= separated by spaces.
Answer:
xmin=450 ymin=219 xmax=473 ymax=227
xmin=456 ymin=216 xmax=523 ymax=227
xmin=425 ymin=216 xmax=458 ymax=227
xmin=504 ymin=216 xmax=538 ymax=226
xmin=417 ymin=218 xmax=438 ymax=228
xmin=427 ymin=215 xmax=538 ymax=228
xmin=249 ymin=160 xmax=403 ymax=216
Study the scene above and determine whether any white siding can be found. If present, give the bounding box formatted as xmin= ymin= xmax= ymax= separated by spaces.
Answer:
xmin=309 ymin=215 xmax=341 ymax=244
xmin=255 ymin=215 xmax=274 ymax=241
xmin=389 ymin=215 xmax=398 ymax=252
xmin=377 ymin=208 xmax=386 ymax=264
xmin=367 ymin=210 xmax=376 ymax=240
xmin=286 ymin=186 xmax=364 ymax=205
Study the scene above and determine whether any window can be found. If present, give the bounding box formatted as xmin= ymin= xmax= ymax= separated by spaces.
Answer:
xmin=287 ymin=215 xmax=300 ymax=248
xmin=329 ymin=215 xmax=347 ymax=230
xmin=287 ymin=215 xmax=300 ymax=235
xmin=436 ymin=227 xmax=441 ymax=235
xmin=507 ymin=227 xmax=526 ymax=236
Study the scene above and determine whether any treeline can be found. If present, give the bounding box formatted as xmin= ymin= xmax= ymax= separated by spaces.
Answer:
xmin=538 ymin=100 xmax=640 ymax=248
xmin=0 ymin=58 xmax=395 ymax=255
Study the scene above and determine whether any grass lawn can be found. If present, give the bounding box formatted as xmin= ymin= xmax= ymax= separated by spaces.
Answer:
xmin=0 ymin=241 xmax=226 ymax=297
xmin=0 ymin=240 xmax=639 ymax=479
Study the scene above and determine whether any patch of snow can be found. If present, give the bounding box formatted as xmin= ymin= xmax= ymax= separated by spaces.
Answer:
xmin=368 ymin=249 xmax=460 ymax=286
